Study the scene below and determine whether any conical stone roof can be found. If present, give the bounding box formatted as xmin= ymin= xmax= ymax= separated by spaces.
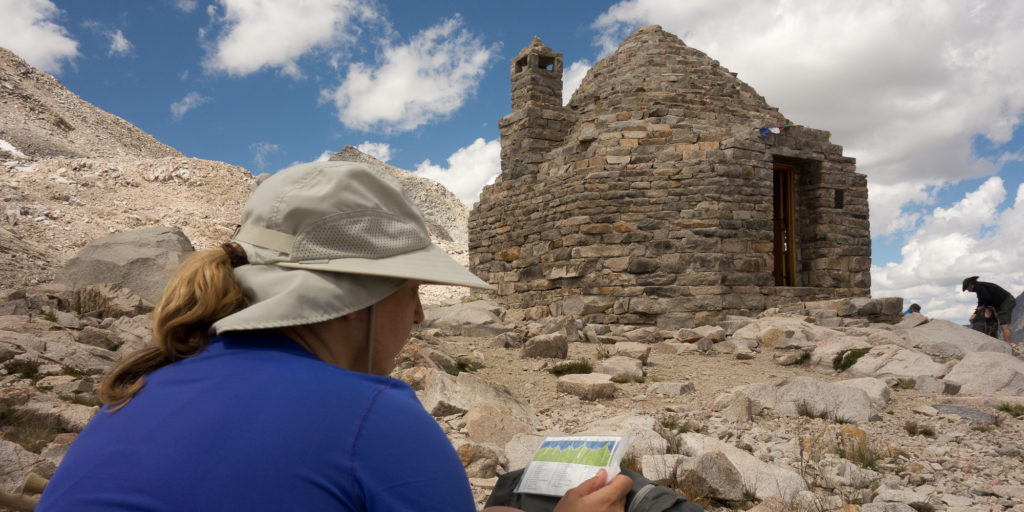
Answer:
xmin=567 ymin=25 xmax=787 ymax=130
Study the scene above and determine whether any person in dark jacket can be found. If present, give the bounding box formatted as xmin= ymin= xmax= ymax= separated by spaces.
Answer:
xmin=963 ymin=276 xmax=1017 ymax=344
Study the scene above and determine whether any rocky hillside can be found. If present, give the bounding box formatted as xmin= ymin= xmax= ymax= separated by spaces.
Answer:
xmin=0 ymin=47 xmax=180 ymax=160
xmin=0 ymin=156 xmax=254 ymax=290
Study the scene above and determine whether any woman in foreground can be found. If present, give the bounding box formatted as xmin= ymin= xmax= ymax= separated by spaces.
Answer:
xmin=36 ymin=161 xmax=630 ymax=511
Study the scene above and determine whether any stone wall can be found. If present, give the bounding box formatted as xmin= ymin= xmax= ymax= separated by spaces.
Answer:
xmin=470 ymin=26 xmax=870 ymax=329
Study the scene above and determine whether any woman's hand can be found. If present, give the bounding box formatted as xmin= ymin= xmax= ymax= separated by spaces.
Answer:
xmin=552 ymin=469 xmax=632 ymax=512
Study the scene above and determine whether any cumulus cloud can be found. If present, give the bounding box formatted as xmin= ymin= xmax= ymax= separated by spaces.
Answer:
xmin=0 ymin=0 xmax=79 ymax=74
xmin=107 ymin=29 xmax=133 ymax=56
xmin=249 ymin=142 xmax=280 ymax=170
xmin=562 ymin=60 xmax=591 ymax=106
xmin=202 ymin=0 xmax=378 ymax=77
xmin=324 ymin=16 xmax=496 ymax=132
xmin=591 ymin=1 xmax=1024 ymax=237
xmin=356 ymin=142 xmax=392 ymax=162
xmin=414 ymin=138 xmax=500 ymax=207
xmin=314 ymin=150 xmax=334 ymax=162
xmin=871 ymin=177 xmax=1024 ymax=322
xmin=170 ymin=92 xmax=210 ymax=119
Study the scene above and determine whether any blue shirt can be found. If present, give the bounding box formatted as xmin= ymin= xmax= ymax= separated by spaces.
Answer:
xmin=37 ymin=331 xmax=475 ymax=511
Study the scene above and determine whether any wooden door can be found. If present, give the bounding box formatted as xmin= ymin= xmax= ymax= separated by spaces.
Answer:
xmin=773 ymin=164 xmax=796 ymax=286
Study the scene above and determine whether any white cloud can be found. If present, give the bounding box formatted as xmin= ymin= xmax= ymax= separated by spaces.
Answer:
xmin=324 ymin=16 xmax=496 ymax=132
xmin=170 ymin=92 xmax=210 ymax=119
xmin=314 ymin=150 xmax=334 ymax=162
xmin=356 ymin=142 xmax=391 ymax=162
xmin=0 ymin=0 xmax=79 ymax=74
xmin=414 ymin=138 xmax=500 ymax=207
xmin=202 ymin=0 xmax=378 ymax=77
xmin=174 ymin=0 xmax=197 ymax=13
xmin=592 ymin=1 xmax=1024 ymax=239
xmin=867 ymin=181 xmax=934 ymax=237
xmin=562 ymin=60 xmax=591 ymax=106
xmin=249 ymin=142 xmax=279 ymax=170
xmin=107 ymin=29 xmax=133 ymax=56
xmin=871 ymin=177 xmax=1024 ymax=323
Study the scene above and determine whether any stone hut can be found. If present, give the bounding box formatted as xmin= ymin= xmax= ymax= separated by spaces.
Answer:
xmin=469 ymin=25 xmax=870 ymax=329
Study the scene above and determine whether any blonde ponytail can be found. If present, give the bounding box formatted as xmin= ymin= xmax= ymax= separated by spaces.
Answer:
xmin=100 ymin=249 xmax=248 ymax=409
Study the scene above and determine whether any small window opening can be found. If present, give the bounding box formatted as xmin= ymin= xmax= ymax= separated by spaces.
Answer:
xmin=834 ymin=189 xmax=844 ymax=209
xmin=514 ymin=57 xmax=527 ymax=73
xmin=538 ymin=56 xmax=555 ymax=71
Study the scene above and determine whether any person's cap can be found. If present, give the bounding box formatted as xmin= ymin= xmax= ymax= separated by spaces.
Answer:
xmin=962 ymin=276 xmax=979 ymax=291
xmin=211 ymin=161 xmax=493 ymax=334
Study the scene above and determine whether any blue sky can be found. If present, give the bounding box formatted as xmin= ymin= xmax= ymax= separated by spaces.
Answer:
xmin=2 ymin=0 xmax=1023 ymax=324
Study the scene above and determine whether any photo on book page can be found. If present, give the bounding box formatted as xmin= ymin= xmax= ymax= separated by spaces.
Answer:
xmin=514 ymin=435 xmax=632 ymax=497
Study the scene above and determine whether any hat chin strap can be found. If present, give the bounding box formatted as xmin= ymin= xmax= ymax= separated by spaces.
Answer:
xmin=366 ymin=304 xmax=375 ymax=374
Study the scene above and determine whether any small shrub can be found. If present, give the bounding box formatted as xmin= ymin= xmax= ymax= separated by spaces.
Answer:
xmin=548 ymin=360 xmax=592 ymax=376
xmin=972 ymin=424 xmax=992 ymax=433
xmin=997 ymin=402 xmax=1024 ymax=417
xmin=660 ymin=417 xmax=697 ymax=438
xmin=0 ymin=407 xmax=66 ymax=453
xmin=3 ymin=360 xmax=41 ymax=381
xmin=445 ymin=357 xmax=485 ymax=376
xmin=904 ymin=420 xmax=935 ymax=437
xmin=896 ymin=378 xmax=916 ymax=389
xmin=595 ymin=347 xmax=612 ymax=360
xmin=795 ymin=400 xmax=851 ymax=423
xmin=661 ymin=418 xmax=686 ymax=433
xmin=833 ymin=348 xmax=871 ymax=371
xmin=795 ymin=400 xmax=829 ymax=420
xmin=39 ymin=309 xmax=58 ymax=322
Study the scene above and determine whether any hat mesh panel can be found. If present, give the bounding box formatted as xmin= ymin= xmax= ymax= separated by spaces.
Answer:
xmin=291 ymin=212 xmax=429 ymax=261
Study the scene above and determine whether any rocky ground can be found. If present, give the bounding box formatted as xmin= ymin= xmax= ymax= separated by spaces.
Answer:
xmin=3 ymin=272 xmax=1022 ymax=511
xmin=410 ymin=300 xmax=1024 ymax=511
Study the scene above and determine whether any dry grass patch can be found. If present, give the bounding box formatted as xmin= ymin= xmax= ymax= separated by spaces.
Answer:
xmin=0 ymin=407 xmax=66 ymax=453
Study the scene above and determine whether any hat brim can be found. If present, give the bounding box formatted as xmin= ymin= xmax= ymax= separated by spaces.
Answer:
xmin=277 ymin=243 xmax=496 ymax=290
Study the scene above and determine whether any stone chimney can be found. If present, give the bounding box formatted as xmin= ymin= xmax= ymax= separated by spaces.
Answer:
xmin=499 ymin=37 xmax=570 ymax=179
xmin=510 ymin=36 xmax=563 ymax=109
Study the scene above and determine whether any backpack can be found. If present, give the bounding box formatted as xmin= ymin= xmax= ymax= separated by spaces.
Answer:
xmin=483 ymin=467 xmax=703 ymax=512
xmin=971 ymin=305 xmax=999 ymax=338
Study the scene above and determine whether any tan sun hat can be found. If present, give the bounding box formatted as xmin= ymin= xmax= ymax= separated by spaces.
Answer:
xmin=211 ymin=161 xmax=493 ymax=335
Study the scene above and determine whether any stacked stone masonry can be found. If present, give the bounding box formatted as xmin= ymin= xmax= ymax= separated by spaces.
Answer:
xmin=469 ymin=25 xmax=871 ymax=329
